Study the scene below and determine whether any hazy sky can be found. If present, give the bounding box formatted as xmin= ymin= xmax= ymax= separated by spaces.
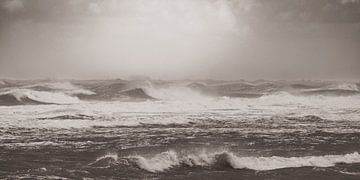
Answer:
xmin=0 ymin=0 xmax=360 ymax=80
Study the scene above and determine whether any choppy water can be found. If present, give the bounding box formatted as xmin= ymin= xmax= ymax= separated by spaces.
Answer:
xmin=0 ymin=80 xmax=360 ymax=179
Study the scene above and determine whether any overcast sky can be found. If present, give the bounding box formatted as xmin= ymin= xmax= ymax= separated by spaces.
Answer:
xmin=0 ymin=0 xmax=360 ymax=80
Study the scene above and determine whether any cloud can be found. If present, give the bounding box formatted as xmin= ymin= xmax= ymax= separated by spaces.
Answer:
xmin=2 ymin=0 xmax=24 ymax=13
xmin=236 ymin=0 xmax=261 ymax=13
xmin=88 ymin=2 xmax=102 ymax=14
xmin=1 ymin=0 xmax=360 ymax=79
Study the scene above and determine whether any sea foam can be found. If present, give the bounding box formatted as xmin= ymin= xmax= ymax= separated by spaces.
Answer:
xmin=126 ymin=150 xmax=360 ymax=172
xmin=143 ymin=83 xmax=210 ymax=101
xmin=0 ymin=89 xmax=80 ymax=105
xmin=30 ymin=82 xmax=95 ymax=95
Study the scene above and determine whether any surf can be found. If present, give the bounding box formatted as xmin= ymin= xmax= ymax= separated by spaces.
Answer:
xmin=132 ymin=151 xmax=360 ymax=172
xmin=142 ymin=82 xmax=211 ymax=101
xmin=0 ymin=89 xmax=81 ymax=105
xmin=92 ymin=150 xmax=360 ymax=173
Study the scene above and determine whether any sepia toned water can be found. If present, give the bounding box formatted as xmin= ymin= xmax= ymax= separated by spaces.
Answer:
xmin=0 ymin=80 xmax=360 ymax=179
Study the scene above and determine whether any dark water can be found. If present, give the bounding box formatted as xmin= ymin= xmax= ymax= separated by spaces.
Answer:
xmin=0 ymin=80 xmax=360 ymax=179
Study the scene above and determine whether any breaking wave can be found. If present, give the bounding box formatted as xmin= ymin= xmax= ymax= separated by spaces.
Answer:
xmin=0 ymin=80 xmax=7 ymax=86
xmin=143 ymin=83 xmax=210 ymax=101
xmin=111 ymin=82 xmax=210 ymax=101
xmin=117 ymin=83 xmax=360 ymax=102
xmin=299 ymin=82 xmax=359 ymax=96
xmin=328 ymin=82 xmax=359 ymax=92
xmin=123 ymin=150 xmax=360 ymax=173
xmin=1 ymin=80 xmax=359 ymax=103
xmin=0 ymin=89 xmax=80 ymax=105
xmin=120 ymin=88 xmax=156 ymax=100
xmin=28 ymin=82 xmax=95 ymax=95
xmin=89 ymin=153 xmax=119 ymax=167
xmin=257 ymin=91 xmax=360 ymax=106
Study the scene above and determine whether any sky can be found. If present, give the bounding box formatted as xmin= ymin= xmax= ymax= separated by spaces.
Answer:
xmin=0 ymin=0 xmax=360 ymax=80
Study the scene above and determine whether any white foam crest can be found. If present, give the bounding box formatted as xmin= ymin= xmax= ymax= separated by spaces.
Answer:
xmin=182 ymin=151 xmax=216 ymax=167
xmin=38 ymin=82 xmax=95 ymax=95
xmin=129 ymin=150 xmax=179 ymax=172
xmin=127 ymin=151 xmax=360 ymax=172
xmin=1 ymin=90 xmax=360 ymax=128
xmin=6 ymin=141 xmax=59 ymax=147
xmin=1 ymin=89 xmax=80 ymax=104
xmin=328 ymin=82 xmax=359 ymax=91
xmin=95 ymin=153 xmax=118 ymax=162
xmin=253 ymin=91 xmax=314 ymax=105
xmin=88 ymin=152 xmax=119 ymax=166
xmin=255 ymin=91 xmax=360 ymax=107
xmin=143 ymin=83 xmax=210 ymax=101
xmin=228 ymin=152 xmax=360 ymax=170
xmin=43 ymin=82 xmax=78 ymax=90
xmin=31 ymin=113 xmax=194 ymax=129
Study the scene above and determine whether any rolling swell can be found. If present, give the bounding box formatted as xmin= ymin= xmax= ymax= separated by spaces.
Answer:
xmin=92 ymin=150 xmax=360 ymax=173
xmin=0 ymin=89 xmax=80 ymax=106
xmin=185 ymin=81 xmax=360 ymax=98
xmin=0 ymin=93 xmax=50 ymax=105
xmin=120 ymin=88 xmax=156 ymax=100
xmin=300 ymin=89 xmax=359 ymax=96
xmin=0 ymin=82 xmax=95 ymax=105
xmin=0 ymin=80 xmax=359 ymax=103
xmin=297 ymin=82 xmax=359 ymax=96
xmin=28 ymin=82 xmax=95 ymax=96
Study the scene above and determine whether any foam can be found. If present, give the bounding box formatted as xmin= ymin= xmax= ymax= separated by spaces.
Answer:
xmin=89 ymin=153 xmax=119 ymax=167
xmin=257 ymin=91 xmax=360 ymax=107
xmin=228 ymin=152 xmax=360 ymax=170
xmin=0 ymin=80 xmax=6 ymax=85
xmin=328 ymin=82 xmax=359 ymax=91
xmin=0 ymin=89 xmax=80 ymax=105
xmin=120 ymin=88 xmax=155 ymax=99
xmin=127 ymin=150 xmax=360 ymax=172
xmin=143 ymin=83 xmax=210 ymax=101
xmin=34 ymin=82 xmax=95 ymax=95
xmin=129 ymin=151 xmax=179 ymax=172
xmin=33 ymin=114 xmax=193 ymax=129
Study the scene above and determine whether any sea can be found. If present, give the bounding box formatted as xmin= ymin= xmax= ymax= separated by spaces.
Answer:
xmin=0 ymin=79 xmax=360 ymax=179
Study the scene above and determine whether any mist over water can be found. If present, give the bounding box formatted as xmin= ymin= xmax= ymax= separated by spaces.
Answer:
xmin=1 ymin=0 xmax=360 ymax=179
xmin=0 ymin=0 xmax=239 ymax=79
xmin=1 ymin=79 xmax=360 ymax=179
xmin=1 ymin=0 xmax=360 ymax=79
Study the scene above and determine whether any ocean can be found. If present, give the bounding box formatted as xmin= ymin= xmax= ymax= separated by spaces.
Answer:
xmin=0 ymin=79 xmax=360 ymax=179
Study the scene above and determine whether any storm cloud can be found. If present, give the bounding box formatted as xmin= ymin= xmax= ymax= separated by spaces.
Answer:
xmin=0 ymin=0 xmax=359 ymax=80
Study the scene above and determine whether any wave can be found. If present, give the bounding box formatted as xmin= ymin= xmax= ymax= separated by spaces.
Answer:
xmin=187 ymin=81 xmax=359 ymax=98
xmin=0 ymin=89 xmax=80 ymax=105
xmin=89 ymin=153 xmax=119 ymax=167
xmin=257 ymin=91 xmax=360 ymax=105
xmin=0 ymin=80 xmax=8 ymax=86
xmin=28 ymin=82 xmax=95 ymax=96
xmin=285 ymin=115 xmax=325 ymax=122
xmin=328 ymin=82 xmax=359 ymax=92
xmin=298 ymin=82 xmax=359 ymax=96
xmin=1 ymin=80 xmax=358 ymax=102
xmin=186 ymin=82 xmax=208 ymax=90
xmin=123 ymin=150 xmax=360 ymax=173
xmin=290 ymin=83 xmax=323 ymax=89
xmin=301 ymin=89 xmax=359 ymax=96
xmin=337 ymin=170 xmax=360 ymax=176
xmin=37 ymin=114 xmax=95 ymax=120
xmin=120 ymin=88 xmax=156 ymax=100
xmin=143 ymin=83 xmax=210 ymax=101
xmin=94 ymin=81 xmax=210 ymax=101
